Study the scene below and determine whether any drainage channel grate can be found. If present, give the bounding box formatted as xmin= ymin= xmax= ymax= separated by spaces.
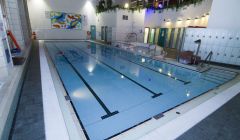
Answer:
xmin=65 ymin=95 xmax=71 ymax=101
xmin=153 ymin=113 xmax=164 ymax=120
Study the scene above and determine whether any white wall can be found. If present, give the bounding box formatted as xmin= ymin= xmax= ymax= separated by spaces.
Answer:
xmin=0 ymin=41 xmax=7 ymax=70
xmin=96 ymin=9 xmax=145 ymax=42
xmin=27 ymin=0 xmax=97 ymax=40
xmin=4 ymin=0 xmax=31 ymax=50
xmin=116 ymin=9 xmax=145 ymax=42
xmin=96 ymin=11 xmax=117 ymax=40
xmin=183 ymin=28 xmax=240 ymax=66
xmin=208 ymin=0 xmax=240 ymax=30
xmin=144 ymin=0 xmax=212 ymax=28
xmin=0 ymin=4 xmax=12 ymax=76
xmin=0 ymin=7 xmax=7 ymax=69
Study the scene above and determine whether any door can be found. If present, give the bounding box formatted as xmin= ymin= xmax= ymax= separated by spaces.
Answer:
xmin=105 ymin=26 xmax=108 ymax=42
xmin=168 ymin=28 xmax=175 ymax=48
xmin=172 ymin=28 xmax=179 ymax=48
xmin=176 ymin=28 xmax=185 ymax=50
xmin=165 ymin=28 xmax=172 ymax=48
xmin=158 ymin=28 xmax=167 ymax=47
xmin=149 ymin=28 xmax=156 ymax=44
xmin=101 ymin=26 xmax=105 ymax=40
xmin=107 ymin=27 xmax=112 ymax=43
xmin=90 ymin=25 xmax=96 ymax=40
xmin=144 ymin=27 xmax=150 ymax=43
xmin=154 ymin=28 xmax=160 ymax=44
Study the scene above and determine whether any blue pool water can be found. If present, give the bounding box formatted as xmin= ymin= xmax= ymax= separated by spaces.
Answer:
xmin=45 ymin=41 xmax=237 ymax=140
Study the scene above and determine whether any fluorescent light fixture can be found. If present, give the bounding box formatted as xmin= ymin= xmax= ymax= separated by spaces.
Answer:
xmin=158 ymin=3 xmax=163 ymax=8
xmin=177 ymin=18 xmax=182 ymax=21
xmin=165 ymin=19 xmax=171 ymax=23
xmin=124 ymin=3 xmax=129 ymax=9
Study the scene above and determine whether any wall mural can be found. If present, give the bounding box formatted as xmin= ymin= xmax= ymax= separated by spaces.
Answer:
xmin=50 ymin=11 xmax=82 ymax=29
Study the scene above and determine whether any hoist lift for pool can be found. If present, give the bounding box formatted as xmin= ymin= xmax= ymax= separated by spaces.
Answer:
xmin=179 ymin=39 xmax=201 ymax=65
xmin=7 ymin=30 xmax=25 ymax=65
xmin=179 ymin=39 xmax=212 ymax=72
xmin=7 ymin=30 xmax=21 ymax=53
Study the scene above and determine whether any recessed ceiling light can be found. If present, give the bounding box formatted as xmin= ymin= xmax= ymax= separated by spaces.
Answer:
xmin=124 ymin=3 xmax=129 ymax=9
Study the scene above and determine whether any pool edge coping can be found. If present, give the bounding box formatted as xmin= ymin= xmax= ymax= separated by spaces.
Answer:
xmin=137 ymin=80 xmax=240 ymax=140
xmin=40 ymin=40 xmax=71 ymax=140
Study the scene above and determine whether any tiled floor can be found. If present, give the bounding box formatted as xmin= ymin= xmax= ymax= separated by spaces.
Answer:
xmin=177 ymin=93 xmax=240 ymax=140
xmin=10 ymin=41 xmax=45 ymax=140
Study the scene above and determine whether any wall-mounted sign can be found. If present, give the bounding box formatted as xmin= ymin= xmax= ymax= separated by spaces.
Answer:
xmin=122 ymin=15 xmax=128 ymax=20
xmin=81 ymin=15 xmax=88 ymax=27
xmin=45 ymin=11 xmax=51 ymax=19
xmin=50 ymin=11 xmax=82 ymax=30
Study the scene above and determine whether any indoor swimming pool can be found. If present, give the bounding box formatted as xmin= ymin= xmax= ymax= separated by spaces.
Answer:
xmin=45 ymin=41 xmax=237 ymax=140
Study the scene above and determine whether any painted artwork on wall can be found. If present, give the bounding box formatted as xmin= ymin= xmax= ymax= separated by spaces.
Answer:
xmin=50 ymin=11 xmax=82 ymax=30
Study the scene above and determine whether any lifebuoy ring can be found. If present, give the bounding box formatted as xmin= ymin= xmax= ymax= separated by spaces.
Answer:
xmin=87 ymin=31 xmax=91 ymax=39
xmin=32 ymin=32 xmax=36 ymax=40
xmin=87 ymin=31 xmax=91 ymax=35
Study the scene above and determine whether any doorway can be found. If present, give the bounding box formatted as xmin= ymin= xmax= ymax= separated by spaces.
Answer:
xmin=149 ymin=28 xmax=156 ymax=44
xmin=158 ymin=28 xmax=167 ymax=47
xmin=154 ymin=28 xmax=160 ymax=45
xmin=105 ymin=26 xmax=108 ymax=42
xmin=90 ymin=25 xmax=96 ymax=40
xmin=144 ymin=27 xmax=150 ymax=43
xmin=101 ymin=26 xmax=105 ymax=41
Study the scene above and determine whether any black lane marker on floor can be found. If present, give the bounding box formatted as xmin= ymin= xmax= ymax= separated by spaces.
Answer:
xmin=105 ymin=118 xmax=152 ymax=140
xmin=56 ymin=46 xmax=119 ymax=120
xmin=118 ymin=55 xmax=191 ymax=85
xmin=46 ymin=47 xmax=90 ymax=140
xmin=73 ymin=46 xmax=162 ymax=98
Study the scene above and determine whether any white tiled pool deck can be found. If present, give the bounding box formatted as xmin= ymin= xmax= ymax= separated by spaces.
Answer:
xmin=138 ymin=80 xmax=240 ymax=140
xmin=39 ymin=40 xmax=240 ymax=140
xmin=40 ymin=40 xmax=86 ymax=140
xmin=39 ymin=41 xmax=70 ymax=140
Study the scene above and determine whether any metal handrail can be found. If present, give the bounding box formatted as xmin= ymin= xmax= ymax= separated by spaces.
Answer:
xmin=199 ymin=51 xmax=213 ymax=68
xmin=125 ymin=32 xmax=138 ymax=43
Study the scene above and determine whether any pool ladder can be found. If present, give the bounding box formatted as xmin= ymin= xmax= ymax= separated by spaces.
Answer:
xmin=197 ymin=51 xmax=213 ymax=72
